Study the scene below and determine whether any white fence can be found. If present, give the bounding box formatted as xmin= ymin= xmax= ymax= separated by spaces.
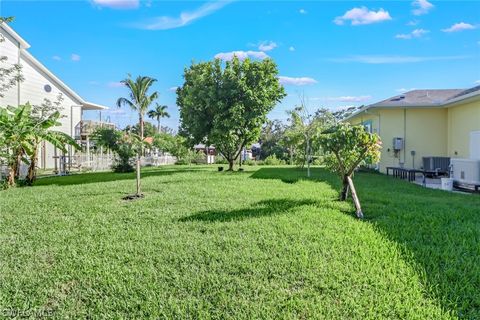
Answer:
xmin=0 ymin=154 xmax=177 ymax=179
xmin=73 ymin=153 xmax=114 ymax=172
xmin=141 ymin=155 xmax=177 ymax=167
xmin=73 ymin=153 xmax=177 ymax=172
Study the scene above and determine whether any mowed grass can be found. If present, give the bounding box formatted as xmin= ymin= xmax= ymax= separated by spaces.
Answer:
xmin=0 ymin=166 xmax=479 ymax=319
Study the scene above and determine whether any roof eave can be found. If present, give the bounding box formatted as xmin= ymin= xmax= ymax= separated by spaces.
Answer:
xmin=443 ymin=90 xmax=480 ymax=107
xmin=0 ymin=22 xmax=30 ymax=49
xmin=82 ymin=102 xmax=108 ymax=110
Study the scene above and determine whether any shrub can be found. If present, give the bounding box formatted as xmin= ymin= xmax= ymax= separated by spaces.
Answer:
xmin=215 ymin=157 xmax=229 ymax=164
xmin=243 ymin=159 xmax=257 ymax=166
xmin=111 ymin=137 xmax=136 ymax=173
xmin=264 ymin=154 xmax=282 ymax=165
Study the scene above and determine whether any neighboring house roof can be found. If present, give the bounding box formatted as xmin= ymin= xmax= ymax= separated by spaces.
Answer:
xmin=369 ymin=89 xmax=464 ymax=108
xmin=345 ymin=85 xmax=480 ymax=121
xmin=144 ymin=137 xmax=154 ymax=144
xmin=0 ymin=22 xmax=107 ymax=110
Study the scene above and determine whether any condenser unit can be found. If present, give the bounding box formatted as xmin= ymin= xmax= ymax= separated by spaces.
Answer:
xmin=451 ymin=158 xmax=480 ymax=186
xmin=422 ymin=157 xmax=450 ymax=174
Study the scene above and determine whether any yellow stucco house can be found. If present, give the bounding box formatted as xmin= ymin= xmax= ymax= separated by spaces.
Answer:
xmin=346 ymin=86 xmax=480 ymax=173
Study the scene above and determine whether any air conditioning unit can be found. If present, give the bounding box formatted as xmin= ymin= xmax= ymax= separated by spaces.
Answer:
xmin=422 ymin=157 xmax=450 ymax=174
xmin=393 ymin=137 xmax=404 ymax=151
xmin=451 ymin=158 xmax=480 ymax=186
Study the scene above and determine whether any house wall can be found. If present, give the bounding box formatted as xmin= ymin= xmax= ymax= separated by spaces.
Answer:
xmin=447 ymin=98 xmax=480 ymax=158
xmin=0 ymin=27 xmax=82 ymax=169
xmin=0 ymin=28 xmax=20 ymax=107
xmin=349 ymin=108 xmax=448 ymax=173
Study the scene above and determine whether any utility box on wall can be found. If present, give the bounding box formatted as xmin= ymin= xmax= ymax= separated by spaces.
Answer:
xmin=393 ymin=137 xmax=404 ymax=151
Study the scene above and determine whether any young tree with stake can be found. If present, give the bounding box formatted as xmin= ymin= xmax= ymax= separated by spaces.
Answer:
xmin=320 ymin=123 xmax=381 ymax=218
xmin=117 ymin=75 xmax=159 ymax=197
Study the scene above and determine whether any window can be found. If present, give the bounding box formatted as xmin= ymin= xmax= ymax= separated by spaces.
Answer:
xmin=362 ymin=120 xmax=373 ymax=133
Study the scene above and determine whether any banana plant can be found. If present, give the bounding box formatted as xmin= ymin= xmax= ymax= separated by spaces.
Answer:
xmin=0 ymin=103 xmax=79 ymax=187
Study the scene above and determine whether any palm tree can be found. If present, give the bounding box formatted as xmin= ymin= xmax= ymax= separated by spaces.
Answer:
xmin=147 ymin=104 xmax=170 ymax=133
xmin=116 ymin=75 xmax=158 ymax=196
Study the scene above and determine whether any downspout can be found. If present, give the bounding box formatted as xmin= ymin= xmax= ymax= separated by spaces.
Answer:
xmin=17 ymin=42 xmax=21 ymax=105
xmin=364 ymin=109 xmax=381 ymax=170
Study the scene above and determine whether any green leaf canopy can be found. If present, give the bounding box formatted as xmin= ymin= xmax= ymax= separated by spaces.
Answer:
xmin=177 ymin=56 xmax=286 ymax=169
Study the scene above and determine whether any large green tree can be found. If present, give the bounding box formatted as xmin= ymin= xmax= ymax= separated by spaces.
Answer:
xmin=147 ymin=104 xmax=170 ymax=133
xmin=320 ymin=123 xmax=382 ymax=218
xmin=177 ymin=57 xmax=286 ymax=170
xmin=116 ymin=75 xmax=158 ymax=197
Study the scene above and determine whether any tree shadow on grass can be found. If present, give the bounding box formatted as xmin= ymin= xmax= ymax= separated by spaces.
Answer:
xmin=32 ymin=166 xmax=210 ymax=187
xmin=250 ymin=166 xmax=340 ymax=185
xmin=251 ymin=166 xmax=480 ymax=318
xmin=179 ymin=198 xmax=321 ymax=223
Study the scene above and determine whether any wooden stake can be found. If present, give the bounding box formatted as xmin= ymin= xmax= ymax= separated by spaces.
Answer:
xmin=347 ymin=176 xmax=363 ymax=219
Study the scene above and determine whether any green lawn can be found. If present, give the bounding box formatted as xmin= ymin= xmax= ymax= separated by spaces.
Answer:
xmin=1 ymin=166 xmax=479 ymax=319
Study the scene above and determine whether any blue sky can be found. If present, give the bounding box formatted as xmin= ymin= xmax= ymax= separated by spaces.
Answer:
xmin=3 ymin=0 xmax=480 ymax=130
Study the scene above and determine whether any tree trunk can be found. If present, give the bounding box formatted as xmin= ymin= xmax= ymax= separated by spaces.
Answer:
xmin=14 ymin=150 xmax=22 ymax=181
xmin=306 ymin=137 xmax=311 ymax=177
xmin=228 ymin=159 xmax=234 ymax=171
xmin=137 ymin=115 xmax=143 ymax=196
xmin=347 ymin=176 xmax=363 ymax=219
xmin=340 ymin=175 xmax=350 ymax=201
xmin=7 ymin=168 xmax=15 ymax=187
xmin=157 ymin=117 xmax=161 ymax=133
xmin=26 ymin=148 xmax=38 ymax=185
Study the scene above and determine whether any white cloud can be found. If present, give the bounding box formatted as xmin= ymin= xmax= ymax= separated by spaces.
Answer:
xmin=299 ymin=9 xmax=307 ymax=14
xmin=289 ymin=46 xmax=295 ymax=52
xmin=334 ymin=7 xmax=392 ymax=26
xmin=136 ymin=1 xmax=231 ymax=30
xmin=327 ymin=95 xmax=372 ymax=102
xmin=330 ymin=55 xmax=469 ymax=64
xmin=214 ymin=50 xmax=268 ymax=61
xmin=412 ymin=0 xmax=434 ymax=16
xmin=71 ymin=54 xmax=81 ymax=61
xmin=442 ymin=22 xmax=477 ymax=33
xmin=92 ymin=0 xmax=139 ymax=9
xmin=407 ymin=20 xmax=419 ymax=26
xmin=107 ymin=81 xmax=125 ymax=88
xmin=395 ymin=28 xmax=429 ymax=39
xmin=475 ymin=80 xmax=480 ymax=85
xmin=278 ymin=76 xmax=317 ymax=86
xmin=52 ymin=55 xmax=61 ymax=61
xmin=258 ymin=41 xmax=277 ymax=52
xmin=169 ymin=86 xmax=178 ymax=92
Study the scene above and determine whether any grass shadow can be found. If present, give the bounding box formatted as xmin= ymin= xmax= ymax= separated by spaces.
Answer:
xmin=180 ymin=198 xmax=318 ymax=223
xmin=33 ymin=166 xmax=210 ymax=187
xmin=250 ymin=166 xmax=335 ymax=184
xmin=250 ymin=166 xmax=480 ymax=318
